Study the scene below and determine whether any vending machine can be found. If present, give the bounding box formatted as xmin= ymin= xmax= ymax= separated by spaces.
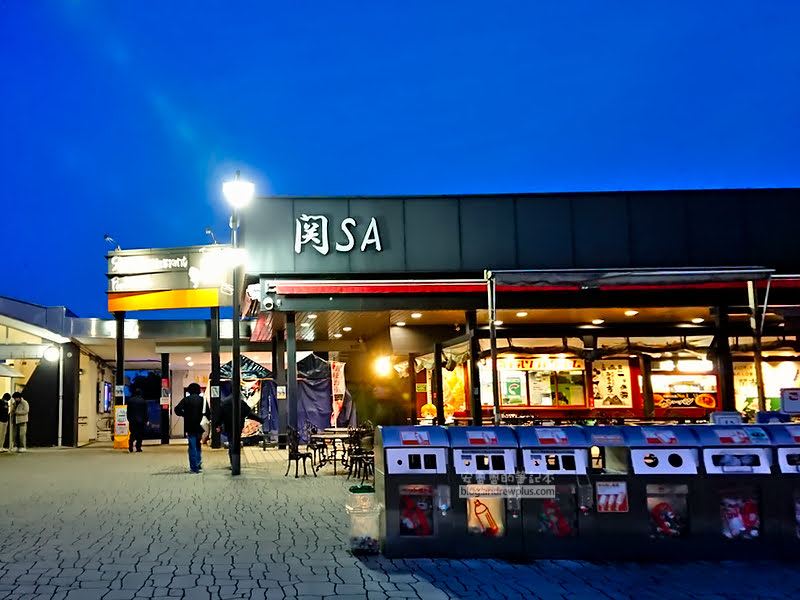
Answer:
xmin=515 ymin=425 xmax=590 ymax=559
xmin=447 ymin=427 xmax=524 ymax=558
xmin=691 ymin=425 xmax=779 ymax=559
xmin=374 ymin=426 xmax=454 ymax=557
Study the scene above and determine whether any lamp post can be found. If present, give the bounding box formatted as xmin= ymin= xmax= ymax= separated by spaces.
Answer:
xmin=222 ymin=170 xmax=255 ymax=476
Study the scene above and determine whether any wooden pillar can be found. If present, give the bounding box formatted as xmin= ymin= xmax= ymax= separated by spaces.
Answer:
xmin=714 ymin=306 xmax=736 ymax=412
xmin=466 ymin=310 xmax=483 ymax=426
xmin=210 ymin=307 xmax=221 ymax=448
xmin=408 ymin=353 xmax=417 ymax=424
xmin=287 ymin=313 xmax=298 ymax=431
xmin=160 ymin=353 xmax=170 ymax=443
xmin=433 ymin=342 xmax=445 ymax=425
xmin=639 ymin=355 xmax=655 ymax=419
xmin=114 ymin=311 xmax=125 ymax=406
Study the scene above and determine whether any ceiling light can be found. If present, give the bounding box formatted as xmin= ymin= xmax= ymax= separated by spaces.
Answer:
xmin=411 ymin=312 xmax=422 ymax=319
xmin=333 ymin=333 xmax=342 ymax=338
xmin=396 ymin=322 xmax=406 ymax=327
xmin=591 ymin=319 xmax=605 ymax=325
xmin=624 ymin=310 xmax=639 ymax=317
xmin=187 ymin=362 xmax=194 ymax=367
xmin=691 ymin=318 xmax=704 ymax=324
xmin=308 ymin=314 xmax=318 ymax=320
xmin=301 ymin=322 xmax=312 ymax=327
xmin=629 ymin=355 xmax=637 ymax=358
xmin=185 ymin=356 xmax=192 ymax=361
xmin=343 ymin=326 xmax=352 ymax=332
xmin=494 ymin=320 xmax=503 ymax=326
xmin=252 ymin=356 xmax=259 ymax=361
xmin=516 ymin=311 xmax=528 ymax=317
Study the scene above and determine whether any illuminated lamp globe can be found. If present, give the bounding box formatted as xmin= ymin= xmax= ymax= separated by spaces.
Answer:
xmin=222 ymin=171 xmax=255 ymax=209
xmin=43 ymin=346 xmax=60 ymax=363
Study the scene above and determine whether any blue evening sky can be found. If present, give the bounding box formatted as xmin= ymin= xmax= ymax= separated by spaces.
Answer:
xmin=2 ymin=1 xmax=799 ymax=318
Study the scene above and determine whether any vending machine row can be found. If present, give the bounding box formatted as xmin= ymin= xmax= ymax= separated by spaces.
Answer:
xmin=373 ymin=424 xmax=800 ymax=560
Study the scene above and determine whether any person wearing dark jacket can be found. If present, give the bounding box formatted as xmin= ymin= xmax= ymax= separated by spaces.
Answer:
xmin=215 ymin=393 xmax=264 ymax=468
xmin=126 ymin=387 xmax=149 ymax=453
xmin=0 ymin=393 xmax=10 ymax=452
xmin=174 ymin=383 xmax=210 ymax=473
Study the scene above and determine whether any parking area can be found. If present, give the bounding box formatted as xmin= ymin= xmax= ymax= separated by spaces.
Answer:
xmin=0 ymin=444 xmax=798 ymax=600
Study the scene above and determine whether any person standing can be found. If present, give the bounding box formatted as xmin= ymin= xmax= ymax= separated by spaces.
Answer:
xmin=174 ymin=383 xmax=210 ymax=473
xmin=126 ymin=386 xmax=149 ymax=453
xmin=215 ymin=392 xmax=264 ymax=469
xmin=10 ymin=392 xmax=29 ymax=452
xmin=0 ymin=393 xmax=10 ymax=452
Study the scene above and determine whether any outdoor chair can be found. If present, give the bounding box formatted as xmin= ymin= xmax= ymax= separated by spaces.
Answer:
xmin=346 ymin=427 xmax=375 ymax=484
xmin=285 ymin=426 xmax=316 ymax=478
xmin=303 ymin=421 xmax=328 ymax=466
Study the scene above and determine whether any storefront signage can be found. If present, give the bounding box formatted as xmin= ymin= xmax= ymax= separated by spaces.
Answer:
xmin=400 ymin=431 xmax=431 ymax=446
xmin=480 ymin=357 xmax=583 ymax=371
xmin=106 ymin=245 xmax=236 ymax=294
xmin=654 ymin=392 xmax=717 ymax=409
xmin=467 ymin=431 xmax=499 ymax=446
xmin=780 ymin=388 xmax=800 ymax=414
xmin=596 ymin=481 xmax=629 ymax=512
xmin=642 ymin=428 xmax=678 ymax=445
xmin=295 ymin=215 xmax=382 ymax=255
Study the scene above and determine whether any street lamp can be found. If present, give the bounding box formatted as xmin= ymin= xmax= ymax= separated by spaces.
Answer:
xmin=222 ymin=170 xmax=255 ymax=476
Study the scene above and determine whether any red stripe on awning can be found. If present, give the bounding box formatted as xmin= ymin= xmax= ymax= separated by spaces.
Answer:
xmin=273 ymin=278 xmax=800 ymax=296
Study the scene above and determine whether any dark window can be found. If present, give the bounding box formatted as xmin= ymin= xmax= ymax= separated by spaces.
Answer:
xmin=423 ymin=454 xmax=438 ymax=469
xmin=477 ymin=455 xmax=490 ymax=470
xmin=561 ymin=454 xmax=577 ymax=471
xmin=491 ymin=455 xmax=506 ymax=470
xmin=408 ymin=454 xmax=422 ymax=469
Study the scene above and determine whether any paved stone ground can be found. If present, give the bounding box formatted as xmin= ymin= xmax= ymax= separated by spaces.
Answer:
xmin=0 ymin=444 xmax=799 ymax=600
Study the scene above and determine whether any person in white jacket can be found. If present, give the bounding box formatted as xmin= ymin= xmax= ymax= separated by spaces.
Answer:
xmin=10 ymin=392 xmax=29 ymax=452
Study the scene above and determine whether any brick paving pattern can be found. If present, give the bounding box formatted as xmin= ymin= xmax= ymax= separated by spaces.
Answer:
xmin=0 ymin=444 xmax=799 ymax=600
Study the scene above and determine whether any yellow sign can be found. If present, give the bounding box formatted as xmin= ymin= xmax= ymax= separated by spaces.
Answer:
xmin=480 ymin=357 xmax=583 ymax=371
xmin=108 ymin=288 xmax=222 ymax=312
xmin=113 ymin=405 xmax=130 ymax=450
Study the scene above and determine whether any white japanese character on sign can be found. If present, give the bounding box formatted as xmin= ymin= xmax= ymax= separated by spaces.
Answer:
xmin=295 ymin=214 xmax=329 ymax=255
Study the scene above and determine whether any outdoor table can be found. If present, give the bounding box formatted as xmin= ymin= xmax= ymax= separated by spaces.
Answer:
xmin=311 ymin=432 xmax=350 ymax=474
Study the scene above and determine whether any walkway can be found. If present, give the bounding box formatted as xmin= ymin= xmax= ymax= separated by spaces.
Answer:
xmin=0 ymin=444 xmax=798 ymax=600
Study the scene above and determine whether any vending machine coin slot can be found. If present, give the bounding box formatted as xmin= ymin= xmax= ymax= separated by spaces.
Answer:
xmin=409 ymin=454 xmax=422 ymax=470
xmin=424 ymin=454 xmax=438 ymax=470
xmin=491 ymin=455 xmax=506 ymax=470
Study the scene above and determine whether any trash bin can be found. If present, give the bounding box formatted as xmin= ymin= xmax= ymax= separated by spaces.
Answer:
xmin=763 ymin=424 xmax=800 ymax=555
xmin=447 ymin=426 xmax=523 ymax=559
xmin=692 ymin=425 xmax=778 ymax=559
xmin=622 ymin=425 xmax=703 ymax=560
xmin=346 ymin=485 xmax=381 ymax=554
xmin=374 ymin=426 xmax=453 ymax=557
xmin=515 ymin=425 xmax=590 ymax=559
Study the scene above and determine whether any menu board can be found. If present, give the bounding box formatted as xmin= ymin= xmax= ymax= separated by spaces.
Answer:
xmin=592 ymin=360 xmax=632 ymax=408
xmin=652 ymin=374 xmax=717 ymax=409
